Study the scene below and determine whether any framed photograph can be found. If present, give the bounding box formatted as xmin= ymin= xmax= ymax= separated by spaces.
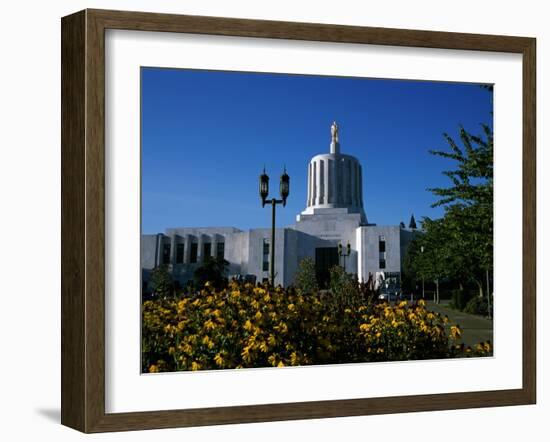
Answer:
xmin=61 ymin=9 xmax=536 ymax=433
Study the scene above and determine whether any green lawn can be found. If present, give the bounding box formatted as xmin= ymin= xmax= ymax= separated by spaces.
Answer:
xmin=425 ymin=300 xmax=493 ymax=348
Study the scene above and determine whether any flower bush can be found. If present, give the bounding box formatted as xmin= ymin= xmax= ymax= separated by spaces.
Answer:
xmin=142 ymin=281 xmax=491 ymax=373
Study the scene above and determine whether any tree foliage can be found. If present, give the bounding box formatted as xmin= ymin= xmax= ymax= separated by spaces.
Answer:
xmin=404 ymin=102 xmax=493 ymax=305
xmin=194 ymin=256 xmax=229 ymax=290
xmin=149 ymin=265 xmax=174 ymax=299
xmin=294 ymin=257 xmax=319 ymax=294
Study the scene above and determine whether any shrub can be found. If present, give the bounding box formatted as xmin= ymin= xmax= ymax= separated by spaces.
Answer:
xmin=194 ymin=256 xmax=229 ymax=290
xmin=149 ymin=265 xmax=174 ymax=299
xmin=328 ymin=266 xmax=362 ymax=309
xmin=142 ymin=281 xmax=491 ymax=373
xmin=294 ymin=257 xmax=319 ymax=294
xmin=463 ymin=295 xmax=492 ymax=317
xmin=449 ymin=288 xmax=473 ymax=311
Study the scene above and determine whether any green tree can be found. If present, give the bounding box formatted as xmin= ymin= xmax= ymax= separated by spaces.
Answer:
xmin=404 ymin=218 xmax=449 ymax=303
xmin=403 ymin=113 xmax=494 ymax=310
xmin=294 ymin=257 xmax=319 ymax=294
xmin=328 ymin=265 xmax=363 ymax=311
xmin=194 ymin=256 xmax=229 ymax=290
xmin=149 ymin=265 xmax=174 ymax=299
xmin=429 ymin=123 xmax=493 ymax=297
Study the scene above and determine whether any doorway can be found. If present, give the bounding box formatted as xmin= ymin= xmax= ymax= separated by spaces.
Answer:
xmin=315 ymin=247 xmax=339 ymax=289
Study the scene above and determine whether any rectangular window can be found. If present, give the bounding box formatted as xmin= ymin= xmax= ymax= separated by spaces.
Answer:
xmin=203 ymin=242 xmax=211 ymax=259
xmin=162 ymin=243 xmax=171 ymax=264
xmin=262 ymin=239 xmax=269 ymax=272
xmin=216 ymin=242 xmax=225 ymax=260
xmin=176 ymin=243 xmax=184 ymax=264
xmin=379 ymin=236 xmax=386 ymax=253
xmin=379 ymin=259 xmax=386 ymax=269
xmin=190 ymin=243 xmax=198 ymax=263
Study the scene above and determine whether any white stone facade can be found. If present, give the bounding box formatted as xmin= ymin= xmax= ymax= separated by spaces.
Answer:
xmin=141 ymin=124 xmax=417 ymax=290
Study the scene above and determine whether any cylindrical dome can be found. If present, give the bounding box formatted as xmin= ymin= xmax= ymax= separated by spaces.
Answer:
xmin=306 ymin=154 xmax=364 ymax=210
xmin=301 ymin=122 xmax=366 ymax=222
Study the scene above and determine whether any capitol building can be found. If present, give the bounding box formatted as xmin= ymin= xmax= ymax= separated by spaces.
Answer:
xmin=141 ymin=123 xmax=418 ymax=290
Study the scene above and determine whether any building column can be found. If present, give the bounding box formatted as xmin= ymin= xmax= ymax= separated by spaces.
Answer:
xmin=356 ymin=229 xmax=363 ymax=282
xmin=155 ymin=234 xmax=164 ymax=266
xmin=307 ymin=163 xmax=312 ymax=206
xmin=358 ymin=165 xmax=364 ymax=207
xmin=315 ymin=160 xmax=321 ymax=205
xmin=311 ymin=161 xmax=319 ymax=206
xmin=197 ymin=234 xmax=205 ymax=263
xmin=323 ymin=159 xmax=329 ymax=204
xmin=184 ymin=234 xmax=192 ymax=263
xmin=350 ymin=160 xmax=357 ymax=207
xmin=335 ymin=158 xmax=341 ymax=205
xmin=168 ymin=235 xmax=176 ymax=267
xmin=341 ymin=159 xmax=348 ymax=205
xmin=211 ymin=234 xmax=218 ymax=259
xmin=346 ymin=160 xmax=352 ymax=205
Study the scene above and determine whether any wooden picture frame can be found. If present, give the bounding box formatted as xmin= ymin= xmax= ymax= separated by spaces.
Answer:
xmin=61 ymin=8 xmax=536 ymax=433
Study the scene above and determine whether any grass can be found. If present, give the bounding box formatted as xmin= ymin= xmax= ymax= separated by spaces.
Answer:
xmin=425 ymin=300 xmax=493 ymax=348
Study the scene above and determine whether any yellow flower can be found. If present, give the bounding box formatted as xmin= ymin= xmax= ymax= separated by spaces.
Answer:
xmin=277 ymin=361 xmax=285 ymax=368
xmin=191 ymin=361 xmax=201 ymax=371
xmin=148 ymin=364 xmax=159 ymax=373
xmin=244 ymin=319 xmax=253 ymax=331
xmin=201 ymin=335 xmax=215 ymax=349
xmin=214 ymin=353 xmax=225 ymax=367
xmin=177 ymin=300 xmax=187 ymax=313
xmin=241 ymin=346 xmax=250 ymax=362
xmin=450 ymin=325 xmax=462 ymax=340
xmin=359 ymin=323 xmax=370 ymax=332
xmin=275 ymin=321 xmax=288 ymax=334
xmin=180 ymin=342 xmax=192 ymax=354
xmin=204 ymin=319 xmax=216 ymax=331
xmin=288 ymin=303 xmax=295 ymax=311
xmin=255 ymin=311 xmax=262 ymax=321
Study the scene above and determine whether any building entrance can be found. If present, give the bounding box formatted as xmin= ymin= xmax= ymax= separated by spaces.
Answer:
xmin=315 ymin=247 xmax=339 ymax=288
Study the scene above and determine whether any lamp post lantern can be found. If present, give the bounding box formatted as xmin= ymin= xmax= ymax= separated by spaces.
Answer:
xmin=338 ymin=241 xmax=351 ymax=272
xmin=259 ymin=167 xmax=290 ymax=286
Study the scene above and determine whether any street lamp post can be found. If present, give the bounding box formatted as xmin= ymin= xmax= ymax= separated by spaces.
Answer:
xmin=420 ymin=245 xmax=425 ymax=299
xmin=259 ymin=167 xmax=290 ymax=287
xmin=338 ymin=242 xmax=351 ymax=272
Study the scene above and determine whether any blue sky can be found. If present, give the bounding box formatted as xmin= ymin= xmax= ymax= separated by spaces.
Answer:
xmin=141 ymin=68 xmax=492 ymax=234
